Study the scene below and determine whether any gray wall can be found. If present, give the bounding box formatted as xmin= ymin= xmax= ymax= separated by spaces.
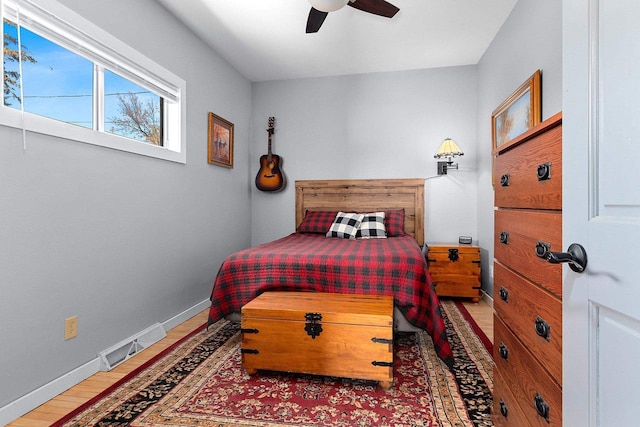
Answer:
xmin=251 ymin=0 xmax=563 ymax=298
xmin=251 ymin=66 xmax=479 ymax=247
xmin=476 ymin=0 xmax=563 ymax=297
xmin=0 ymin=0 xmax=252 ymax=407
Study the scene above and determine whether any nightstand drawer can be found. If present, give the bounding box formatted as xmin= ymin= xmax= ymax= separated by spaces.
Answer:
xmin=431 ymin=276 xmax=480 ymax=299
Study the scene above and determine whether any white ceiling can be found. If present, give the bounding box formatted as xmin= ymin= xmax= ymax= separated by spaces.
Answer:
xmin=156 ymin=0 xmax=518 ymax=82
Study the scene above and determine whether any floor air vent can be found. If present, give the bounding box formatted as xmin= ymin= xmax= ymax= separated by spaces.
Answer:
xmin=98 ymin=322 xmax=166 ymax=371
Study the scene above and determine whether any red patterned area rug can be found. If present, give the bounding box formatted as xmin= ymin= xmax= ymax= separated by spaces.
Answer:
xmin=53 ymin=300 xmax=493 ymax=427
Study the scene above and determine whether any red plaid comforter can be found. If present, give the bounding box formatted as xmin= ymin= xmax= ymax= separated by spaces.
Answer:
xmin=207 ymin=233 xmax=454 ymax=369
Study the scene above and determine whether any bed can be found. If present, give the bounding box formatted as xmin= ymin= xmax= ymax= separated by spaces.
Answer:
xmin=207 ymin=178 xmax=454 ymax=369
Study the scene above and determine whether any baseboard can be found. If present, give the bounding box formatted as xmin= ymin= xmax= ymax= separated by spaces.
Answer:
xmin=480 ymin=290 xmax=494 ymax=308
xmin=0 ymin=358 xmax=101 ymax=427
xmin=162 ymin=298 xmax=210 ymax=332
xmin=0 ymin=298 xmax=210 ymax=426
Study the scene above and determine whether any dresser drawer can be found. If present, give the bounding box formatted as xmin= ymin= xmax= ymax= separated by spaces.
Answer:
xmin=494 ymin=123 xmax=562 ymax=210
xmin=494 ymin=261 xmax=562 ymax=384
xmin=494 ymin=315 xmax=562 ymax=427
xmin=494 ymin=209 xmax=562 ymax=298
xmin=493 ymin=368 xmax=531 ymax=427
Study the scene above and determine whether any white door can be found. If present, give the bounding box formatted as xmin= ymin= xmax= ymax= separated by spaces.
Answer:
xmin=563 ymin=0 xmax=640 ymax=426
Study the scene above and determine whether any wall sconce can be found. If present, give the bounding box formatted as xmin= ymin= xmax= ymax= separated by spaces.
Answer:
xmin=434 ymin=138 xmax=464 ymax=175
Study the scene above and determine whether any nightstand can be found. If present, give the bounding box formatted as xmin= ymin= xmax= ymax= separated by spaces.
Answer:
xmin=426 ymin=243 xmax=481 ymax=302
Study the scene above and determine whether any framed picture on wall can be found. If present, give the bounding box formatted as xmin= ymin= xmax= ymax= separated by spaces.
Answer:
xmin=491 ymin=70 xmax=541 ymax=151
xmin=208 ymin=112 xmax=234 ymax=168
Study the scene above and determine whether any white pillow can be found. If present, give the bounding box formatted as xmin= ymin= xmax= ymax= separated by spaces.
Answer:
xmin=326 ymin=212 xmax=365 ymax=239
xmin=357 ymin=212 xmax=387 ymax=239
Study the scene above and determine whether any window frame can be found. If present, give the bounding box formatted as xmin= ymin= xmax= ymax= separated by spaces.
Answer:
xmin=1 ymin=0 xmax=186 ymax=163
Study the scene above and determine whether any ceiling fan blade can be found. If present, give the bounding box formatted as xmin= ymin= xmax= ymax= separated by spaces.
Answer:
xmin=306 ymin=8 xmax=329 ymax=33
xmin=347 ymin=0 xmax=399 ymax=18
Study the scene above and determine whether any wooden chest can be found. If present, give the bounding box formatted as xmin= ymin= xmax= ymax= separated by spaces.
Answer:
xmin=241 ymin=291 xmax=394 ymax=389
xmin=427 ymin=243 xmax=481 ymax=302
xmin=492 ymin=112 xmax=563 ymax=426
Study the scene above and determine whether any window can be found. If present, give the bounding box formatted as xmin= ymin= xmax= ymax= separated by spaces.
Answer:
xmin=1 ymin=0 xmax=186 ymax=163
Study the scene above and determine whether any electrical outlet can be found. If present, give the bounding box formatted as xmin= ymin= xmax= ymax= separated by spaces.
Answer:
xmin=65 ymin=315 xmax=78 ymax=340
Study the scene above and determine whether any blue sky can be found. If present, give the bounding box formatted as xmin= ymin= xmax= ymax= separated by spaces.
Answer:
xmin=4 ymin=21 xmax=158 ymax=138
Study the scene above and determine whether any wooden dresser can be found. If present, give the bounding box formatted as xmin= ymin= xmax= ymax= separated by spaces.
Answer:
xmin=427 ymin=243 xmax=481 ymax=302
xmin=492 ymin=112 xmax=563 ymax=426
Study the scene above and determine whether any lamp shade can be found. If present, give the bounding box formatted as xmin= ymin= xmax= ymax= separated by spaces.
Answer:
xmin=434 ymin=138 xmax=464 ymax=160
xmin=308 ymin=0 xmax=349 ymax=12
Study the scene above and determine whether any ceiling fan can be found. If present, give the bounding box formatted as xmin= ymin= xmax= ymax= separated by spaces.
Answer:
xmin=306 ymin=0 xmax=400 ymax=33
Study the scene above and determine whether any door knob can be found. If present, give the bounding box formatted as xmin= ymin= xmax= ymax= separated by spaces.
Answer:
xmin=546 ymin=243 xmax=588 ymax=273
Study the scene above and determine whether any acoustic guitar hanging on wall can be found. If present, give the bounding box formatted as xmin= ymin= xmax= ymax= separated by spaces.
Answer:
xmin=255 ymin=116 xmax=285 ymax=192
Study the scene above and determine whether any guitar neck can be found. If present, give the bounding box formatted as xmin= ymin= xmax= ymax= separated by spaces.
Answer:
xmin=267 ymin=116 xmax=275 ymax=158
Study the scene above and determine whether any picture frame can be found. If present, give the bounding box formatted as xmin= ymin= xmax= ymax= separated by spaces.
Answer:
xmin=491 ymin=70 xmax=541 ymax=151
xmin=208 ymin=112 xmax=234 ymax=168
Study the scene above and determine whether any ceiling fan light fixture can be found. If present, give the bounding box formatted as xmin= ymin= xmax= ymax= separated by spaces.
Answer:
xmin=308 ymin=0 xmax=349 ymax=12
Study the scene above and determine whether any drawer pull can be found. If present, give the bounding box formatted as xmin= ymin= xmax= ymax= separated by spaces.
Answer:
xmin=499 ymin=231 xmax=509 ymax=244
xmin=498 ymin=342 xmax=509 ymax=360
xmin=535 ymin=241 xmax=551 ymax=258
xmin=535 ymin=316 xmax=551 ymax=341
xmin=500 ymin=173 xmax=510 ymax=187
xmin=499 ymin=398 xmax=508 ymax=418
xmin=499 ymin=286 xmax=509 ymax=303
xmin=537 ymin=162 xmax=552 ymax=181
xmin=534 ymin=392 xmax=550 ymax=421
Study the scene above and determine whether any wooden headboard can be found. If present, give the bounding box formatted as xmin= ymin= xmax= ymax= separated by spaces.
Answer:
xmin=295 ymin=178 xmax=425 ymax=246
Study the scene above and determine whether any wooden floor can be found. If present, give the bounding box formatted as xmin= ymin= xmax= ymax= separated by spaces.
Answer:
xmin=7 ymin=297 xmax=493 ymax=426
xmin=461 ymin=298 xmax=494 ymax=343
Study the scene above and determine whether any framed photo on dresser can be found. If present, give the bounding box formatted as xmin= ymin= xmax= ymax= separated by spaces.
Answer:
xmin=491 ymin=69 xmax=541 ymax=151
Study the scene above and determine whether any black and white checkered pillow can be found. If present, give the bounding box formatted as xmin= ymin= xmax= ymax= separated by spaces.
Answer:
xmin=357 ymin=212 xmax=387 ymax=239
xmin=326 ymin=212 xmax=365 ymax=239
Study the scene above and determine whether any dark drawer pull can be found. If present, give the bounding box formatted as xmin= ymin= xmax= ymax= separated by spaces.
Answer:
xmin=535 ymin=241 xmax=551 ymax=258
xmin=498 ymin=342 xmax=509 ymax=360
xmin=537 ymin=162 xmax=552 ymax=181
xmin=499 ymin=398 xmax=508 ymax=418
xmin=535 ymin=316 xmax=551 ymax=341
xmin=499 ymin=286 xmax=509 ymax=303
xmin=534 ymin=392 xmax=550 ymax=421
xmin=500 ymin=173 xmax=510 ymax=187
xmin=499 ymin=231 xmax=509 ymax=244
